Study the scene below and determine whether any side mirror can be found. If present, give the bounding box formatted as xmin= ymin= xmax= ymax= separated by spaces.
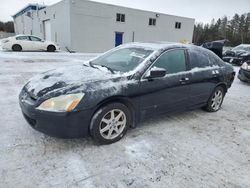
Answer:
xmin=147 ymin=68 xmax=166 ymax=79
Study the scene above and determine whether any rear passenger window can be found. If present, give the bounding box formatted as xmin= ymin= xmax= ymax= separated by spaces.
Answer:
xmin=30 ymin=36 xmax=42 ymax=42
xmin=152 ymin=49 xmax=186 ymax=74
xmin=188 ymin=49 xmax=212 ymax=68
xmin=207 ymin=51 xmax=222 ymax=66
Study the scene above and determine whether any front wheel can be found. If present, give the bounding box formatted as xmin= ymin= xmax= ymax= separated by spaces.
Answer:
xmin=204 ymin=86 xmax=225 ymax=112
xmin=12 ymin=44 xmax=22 ymax=52
xmin=47 ymin=45 xmax=56 ymax=52
xmin=90 ymin=103 xmax=131 ymax=145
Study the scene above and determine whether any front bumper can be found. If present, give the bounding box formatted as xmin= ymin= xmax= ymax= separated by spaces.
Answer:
xmin=19 ymin=91 xmax=93 ymax=138
xmin=1 ymin=43 xmax=11 ymax=50
xmin=238 ymin=68 xmax=250 ymax=82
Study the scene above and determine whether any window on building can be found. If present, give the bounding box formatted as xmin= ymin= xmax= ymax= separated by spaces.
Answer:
xmin=149 ymin=18 xmax=156 ymax=26
xmin=152 ymin=49 xmax=186 ymax=74
xmin=175 ymin=22 xmax=182 ymax=29
xmin=116 ymin=13 xmax=125 ymax=22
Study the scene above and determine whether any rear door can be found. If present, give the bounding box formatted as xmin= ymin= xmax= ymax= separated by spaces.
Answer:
xmin=187 ymin=48 xmax=222 ymax=107
xmin=139 ymin=49 xmax=191 ymax=118
xmin=29 ymin=36 xmax=45 ymax=51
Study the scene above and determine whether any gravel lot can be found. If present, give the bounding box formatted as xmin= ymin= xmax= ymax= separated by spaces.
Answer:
xmin=0 ymin=51 xmax=250 ymax=188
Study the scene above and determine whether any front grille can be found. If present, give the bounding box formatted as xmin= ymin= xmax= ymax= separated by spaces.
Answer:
xmin=23 ymin=113 xmax=36 ymax=127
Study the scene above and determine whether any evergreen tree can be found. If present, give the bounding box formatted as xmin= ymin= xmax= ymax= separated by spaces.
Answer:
xmin=193 ymin=13 xmax=250 ymax=46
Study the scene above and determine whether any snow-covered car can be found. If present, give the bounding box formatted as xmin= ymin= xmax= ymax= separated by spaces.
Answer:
xmin=1 ymin=35 xmax=59 ymax=52
xmin=223 ymin=44 xmax=250 ymax=66
xmin=19 ymin=42 xmax=235 ymax=144
xmin=238 ymin=61 xmax=250 ymax=82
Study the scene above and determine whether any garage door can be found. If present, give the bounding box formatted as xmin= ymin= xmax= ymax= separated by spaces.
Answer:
xmin=43 ymin=20 xmax=51 ymax=41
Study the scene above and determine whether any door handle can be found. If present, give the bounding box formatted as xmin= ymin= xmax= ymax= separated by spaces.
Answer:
xmin=180 ymin=77 xmax=189 ymax=81
xmin=212 ymin=70 xmax=219 ymax=77
xmin=179 ymin=77 xmax=189 ymax=84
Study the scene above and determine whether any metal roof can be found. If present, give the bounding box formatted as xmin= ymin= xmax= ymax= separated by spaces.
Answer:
xmin=12 ymin=4 xmax=46 ymax=19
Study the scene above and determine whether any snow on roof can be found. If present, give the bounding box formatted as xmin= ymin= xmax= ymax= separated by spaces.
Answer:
xmin=119 ymin=42 xmax=189 ymax=51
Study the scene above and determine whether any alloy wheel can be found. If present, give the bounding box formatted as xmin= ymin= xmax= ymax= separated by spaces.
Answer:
xmin=99 ymin=109 xmax=127 ymax=140
xmin=211 ymin=90 xmax=223 ymax=111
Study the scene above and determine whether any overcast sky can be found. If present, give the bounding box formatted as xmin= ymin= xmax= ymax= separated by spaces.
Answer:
xmin=1 ymin=0 xmax=250 ymax=23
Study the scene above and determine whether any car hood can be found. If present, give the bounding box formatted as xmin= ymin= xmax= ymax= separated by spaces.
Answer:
xmin=24 ymin=64 xmax=126 ymax=99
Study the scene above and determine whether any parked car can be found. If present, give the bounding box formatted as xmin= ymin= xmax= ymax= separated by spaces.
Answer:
xmin=238 ymin=61 xmax=250 ymax=82
xmin=202 ymin=40 xmax=227 ymax=59
xmin=19 ymin=42 xmax=235 ymax=144
xmin=223 ymin=44 xmax=250 ymax=65
xmin=1 ymin=35 xmax=59 ymax=52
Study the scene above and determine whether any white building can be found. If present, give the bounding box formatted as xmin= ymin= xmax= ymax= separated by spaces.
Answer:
xmin=13 ymin=0 xmax=195 ymax=53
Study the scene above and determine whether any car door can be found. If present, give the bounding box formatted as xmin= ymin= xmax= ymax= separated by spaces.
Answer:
xmin=29 ymin=36 xmax=45 ymax=51
xmin=16 ymin=36 xmax=32 ymax=50
xmin=187 ymin=48 xmax=223 ymax=107
xmin=139 ymin=48 xmax=191 ymax=118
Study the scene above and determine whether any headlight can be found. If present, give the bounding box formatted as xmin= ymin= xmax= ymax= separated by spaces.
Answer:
xmin=241 ymin=62 xmax=249 ymax=70
xmin=37 ymin=93 xmax=85 ymax=112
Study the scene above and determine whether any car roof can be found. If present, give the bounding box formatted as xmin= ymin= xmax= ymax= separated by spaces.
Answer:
xmin=120 ymin=42 xmax=193 ymax=51
xmin=237 ymin=44 xmax=250 ymax=47
xmin=15 ymin=34 xmax=41 ymax=38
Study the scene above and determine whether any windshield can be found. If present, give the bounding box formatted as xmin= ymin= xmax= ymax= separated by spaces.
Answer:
xmin=232 ymin=45 xmax=250 ymax=52
xmin=91 ymin=47 xmax=154 ymax=72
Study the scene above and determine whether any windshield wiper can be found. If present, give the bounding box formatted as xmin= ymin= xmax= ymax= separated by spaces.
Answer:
xmin=87 ymin=61 xmax=115 ymax=73
xmin=96 ymin=64 xmax=115 ymax=74
xmin=86 ymin=61 xmax=101 ymax=70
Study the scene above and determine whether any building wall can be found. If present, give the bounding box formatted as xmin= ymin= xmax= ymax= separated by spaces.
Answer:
xmin=14 ymin=13 xmax=33 ymax=35
xmin=13 ymin=1 xmax=71 ymax=51
xmin=70 ymin=0 xmax=195 ymax=52
xmin=36 ymin=0 xmax=71 ymax=50
xmin=13 ymin=0 xmax=195 ymax=53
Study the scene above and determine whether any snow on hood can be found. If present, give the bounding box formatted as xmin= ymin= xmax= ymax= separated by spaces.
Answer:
xmin=25 ymin=64 xmax=125 ymax=98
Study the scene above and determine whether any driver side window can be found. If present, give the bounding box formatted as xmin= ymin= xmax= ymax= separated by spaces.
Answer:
xmin=152 ymin=49 xmax=186 ymax=74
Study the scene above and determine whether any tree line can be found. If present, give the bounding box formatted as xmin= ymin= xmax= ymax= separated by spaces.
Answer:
xmin=193 ymin=13 xmax=250 ymax=46
xmin=0 ymin=21 xmax=14 ymax=33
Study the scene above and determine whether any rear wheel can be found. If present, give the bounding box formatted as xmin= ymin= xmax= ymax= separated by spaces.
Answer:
xmin=47 ymin=45 xmax=56 ymax=52
xmin=91 ymin=103 xmax=131 ymax=145
xmin=204 ymin=86 xmax=225 ymax=112
xmin=12 ymin=44 xmax=22 ymax=52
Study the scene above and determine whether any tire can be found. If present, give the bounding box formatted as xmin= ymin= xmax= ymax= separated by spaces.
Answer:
xmin=12 ymin=44 xmax=22 ymax=52
xmin=90 ymin=103 xmax=131 ymax=145
xmin=47 ymin=45 xmax=56 ymax=52
xmin=204 ymin=86 xmax=225 ymax=112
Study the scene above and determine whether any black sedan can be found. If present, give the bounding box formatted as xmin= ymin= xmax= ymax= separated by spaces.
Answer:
xmin=223 ymin=44 xmax=250 ymax=66
xmin=238 ymin=61 xmax=250 ymax=82
xmin=19 ymin=42 xmax=235 ymax=144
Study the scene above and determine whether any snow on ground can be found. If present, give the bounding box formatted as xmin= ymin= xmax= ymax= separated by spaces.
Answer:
xmin=0 ymin=50 xmax=250 ymax=188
